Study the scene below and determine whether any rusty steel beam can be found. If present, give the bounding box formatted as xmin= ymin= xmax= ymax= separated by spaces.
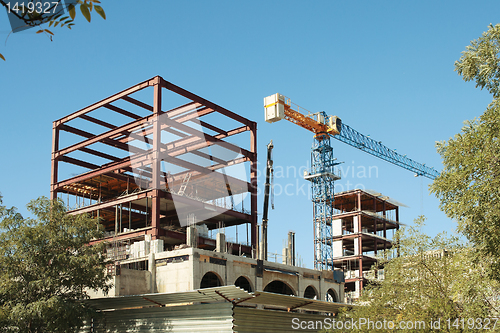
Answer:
xmin=249 ymin=122 xmax=257 ymax=252
xmin=163 ymin=116 xmax=253 ymax=159
xmin=54 ymin=153 xmax=146 ymax=190
xmin=190 ymin=150 xmax=227 ymax=165
xmin=80 ymin=114 xmax=117 ymax=130
xmin=158 ymin=128 xmax=249 ymax=166
xmin=79 ymin=147 xmax=122 ymax=162
xmin=114 ymin=107 xmax=244 ymax=149
xmin=151 ymin=81 xmax=163 ymax=240
xmin=59 ymin=124 xmax=134 ymax=153
xmin=166 ymin=101 xmax=202 ymax=118
xmin=67 ymin=190 xmax=151 ymax=216
xmin=198 ymin=120 xmax=227 ymax=135
xmin=50 ymin=124 xmax=59 ymax=200
xmin=110 ymin=107 xmax=212 ymax=145
xmin=159 ymin=154 xmax=250 ymax=192
xmin=160 ymin=78 xmax=254 ymax=127
xmin=55 ymin=115 xmax=155 ymax=159
xmin=60 ymin=156 xmax=100 ymax=170
xmin=161 ymin=190 xmax=251 ymax=221
xmin=88 ymin=227 xmax=157 ymax=246
xmin=159 ymin=155 xmax=249 ymax=187
xmin=171 ymin=106 xmax=215 ymax=124
xmin=54 ymin=77 xmax=154 ymax=126
xmin=55 ymin=138 xmax=249 ymax=192
xmin=122 ymin=96 xmax=154 ymax=112
xmin=103 ymin=103 xmax=142 ymax=120
xmin=164 ymin=127 xmax=189 ymax=139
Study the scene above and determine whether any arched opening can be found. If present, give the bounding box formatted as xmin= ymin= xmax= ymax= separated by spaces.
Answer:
xmin=304 ymin=285 xmax=318 ymax=299
xmin=200 ymin=271 xmax=223 ymax=289
xmin=325 ymin=288 xmax=338 ymax=302
xmin=264 ymin=280 xmax=295 ymax=296
xmin=235 ymin=276 xmax=253 ymax=292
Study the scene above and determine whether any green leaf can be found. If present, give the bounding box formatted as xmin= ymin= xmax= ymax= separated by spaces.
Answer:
xmin=94 ymin=5 xmax=106 ymax=20
xmin=68 ymin=4 xmax=76 ymax=20
xmin=0 ymin=53 xmax=5 ymax=61
xmin=49 ymin=21 xmax=53 ymax=27
xmin=80 ymin=4 xmax=91 ymax=22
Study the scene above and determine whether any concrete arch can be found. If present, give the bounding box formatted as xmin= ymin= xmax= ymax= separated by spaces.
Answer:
xmin=304 ymin=285 xmax=318 ymax=300
xmin=264 ymin=280 xmax=296 ymax=296
xmin=325 ymin=288 xmax=338 ymax=302
xmin=200 ymin=271 xmax=223 ymax=289
xmin=234 ymin=275 xmax=253 ymax=292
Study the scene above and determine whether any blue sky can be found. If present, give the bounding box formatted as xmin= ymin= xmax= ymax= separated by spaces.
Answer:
xmin=0 ymin=1 xmax=497 ymax=268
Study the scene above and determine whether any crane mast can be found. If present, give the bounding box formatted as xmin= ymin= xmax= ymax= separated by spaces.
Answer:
xmin=264 ymin=93 xmax=439 ymax=270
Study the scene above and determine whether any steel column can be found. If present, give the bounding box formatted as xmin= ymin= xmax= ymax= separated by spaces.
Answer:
xmin=250 ymin=123 xmax=258 ymax=255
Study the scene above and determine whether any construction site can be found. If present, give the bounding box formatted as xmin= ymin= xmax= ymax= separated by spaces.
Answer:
xmin=49 ymin=76 xmax=439 ymax=332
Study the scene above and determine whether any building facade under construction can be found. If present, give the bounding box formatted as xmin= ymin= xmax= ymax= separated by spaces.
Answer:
xmin=50 ymin=76 xmax=348 ymax=331
xmin=331 ymin=189 xmax=400 ymax=302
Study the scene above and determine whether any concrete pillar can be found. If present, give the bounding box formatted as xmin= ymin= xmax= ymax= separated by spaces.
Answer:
xmin=288 ymin=231 xmax=295 ymax=266
xmin=282 ymin=247 xmax=288 ymax=264
xmin=318 ymin=274 xmax=324 ymax=301
xmin=226 ymin=257 xmax=233 ymax=286
xmin=216 ymin=233 xmax=226 ymax=253
xmin=148 ymin=252 xmax=156 ymax=293
xmin=255 ymin=267 xmax=263 ymax=293
xmin=187 ymin=226 xmax=198 ymax=248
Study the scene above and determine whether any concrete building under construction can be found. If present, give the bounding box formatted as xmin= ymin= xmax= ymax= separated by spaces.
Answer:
xmin=50 ymin=76 xmax=348 ymax=332
xmin=331 ymin=189 xmax=400 ymax=302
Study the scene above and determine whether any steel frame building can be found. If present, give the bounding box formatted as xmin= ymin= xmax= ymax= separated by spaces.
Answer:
xmin=329 ymin=189 xmax=400 ymax=301
xmin=50 ymin=76 xmax=258 ymax=256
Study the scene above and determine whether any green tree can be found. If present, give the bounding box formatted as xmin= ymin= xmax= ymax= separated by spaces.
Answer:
xmin=430 ymin=23 xmax=500 ymax=280
xmin=455 ymin=23 xmax=500 ymax=98
xmin=328 ymin=218 xmax=499 ymax=333
xmin=0 ymin=195 xmax=110 ymax=333
xmin=0 ymin=0 xmax=106 ymax=61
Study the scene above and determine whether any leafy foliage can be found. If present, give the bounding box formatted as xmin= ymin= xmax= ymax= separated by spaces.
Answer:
xmin=455 ymin=24 xmax=500 ymax=98
xmin=0 ymin=0 xmax=106 ymax=61
xmin=431 ymin=23 xmax=500 ymax=280
xmin=329 ymin=218 xmax=500 ymax=333
xmin=0 ymin=195 xmax=110 ymax=333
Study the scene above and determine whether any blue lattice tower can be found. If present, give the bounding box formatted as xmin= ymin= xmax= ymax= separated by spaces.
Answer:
xmin=304 ymin=119 xmax=341 ymax=270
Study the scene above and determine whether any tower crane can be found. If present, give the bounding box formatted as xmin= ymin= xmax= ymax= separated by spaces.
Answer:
xmin=264 ymin=93 xmax=439 ymax=271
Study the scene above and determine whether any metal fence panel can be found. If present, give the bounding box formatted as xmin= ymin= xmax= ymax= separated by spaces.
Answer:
xmin=80 ymin=302 xmax=233 ymax=333
xmin=233 ymin=307 xmax=333 ymax=333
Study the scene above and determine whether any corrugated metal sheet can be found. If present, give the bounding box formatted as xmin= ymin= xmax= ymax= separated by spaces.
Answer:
xmin=239 ymin=291 xmax=350 ymax=313
xmin=82 ymin=286 xmax=352 ymax=332
xmin=233 ymin=307 xmax=332 ymax=333
xmin=86 ymin=285 xmax=251 ymax=310
xmin=86 ymin=285 xmax=350 ymax=313
xmin=81 ymin=302 xmax=233 ymax=333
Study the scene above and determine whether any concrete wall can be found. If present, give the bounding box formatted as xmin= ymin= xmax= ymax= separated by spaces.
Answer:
xmin=101 ymin=247 xmax=344 ymax=303
xmin=115 ymin=268 xmax=151 ymax=296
